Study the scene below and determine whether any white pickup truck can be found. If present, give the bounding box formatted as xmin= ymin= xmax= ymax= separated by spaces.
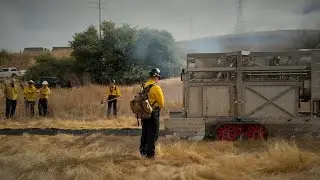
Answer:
xmin=0 ymin=67 xmax=26 ymax=78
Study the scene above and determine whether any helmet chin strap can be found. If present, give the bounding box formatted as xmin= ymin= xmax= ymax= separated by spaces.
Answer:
xmin=151 ymin=76 xmax=160 ymax=82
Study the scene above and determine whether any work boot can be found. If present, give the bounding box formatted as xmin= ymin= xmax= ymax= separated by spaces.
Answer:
xmin=145 ymin=156 xmax=155 ymax=160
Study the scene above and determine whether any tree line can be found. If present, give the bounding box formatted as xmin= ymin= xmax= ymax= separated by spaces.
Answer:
xmin=4 ymin=27 xmax=320 ymax=85
xmin=24 ymin=21 xmax=184 ymax=85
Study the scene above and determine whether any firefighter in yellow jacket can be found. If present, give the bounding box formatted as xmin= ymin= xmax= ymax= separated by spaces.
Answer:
xmin=23 ymin=80 xmax=37 ymax=117
xmin=3 ymin=79 xmax=18 ymax=119
xmin=106 ymin=80 xmax=121 ymax=118
xmin=139 ymin=68 xmax=164 ymax=159
xmin=38 ymin=81 xmax=51 ymax=117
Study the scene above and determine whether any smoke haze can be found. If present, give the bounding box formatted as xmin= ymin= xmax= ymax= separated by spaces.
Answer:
xmin=0 ymin=0 xmax=320 ymax=51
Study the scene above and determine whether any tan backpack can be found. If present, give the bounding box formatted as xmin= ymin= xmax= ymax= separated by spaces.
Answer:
xmin=130 ymin=83 xmax=156 ymax=119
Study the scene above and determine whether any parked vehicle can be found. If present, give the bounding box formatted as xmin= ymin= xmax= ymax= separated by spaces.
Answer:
xmin=0 ymin=67 xmax=26 ymax=78
xmin=34 ymin=77 xmax=68 ymax=88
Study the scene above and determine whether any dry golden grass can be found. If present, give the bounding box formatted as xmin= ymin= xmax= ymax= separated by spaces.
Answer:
xmin=0 ymin=135 xmax=319 ymax=180
xmin=0 ymin=78 xmax=182 ymax=128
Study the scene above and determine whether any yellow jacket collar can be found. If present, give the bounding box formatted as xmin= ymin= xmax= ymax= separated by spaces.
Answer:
xmin=147 ymin=79 xmax=157 ymax=85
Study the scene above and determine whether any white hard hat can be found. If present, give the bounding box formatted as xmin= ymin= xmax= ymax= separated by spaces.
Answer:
xmin=28 ymin=80 xmax=34 ymax=84
xmin=42 ymin=81 xmax=48 ymax=85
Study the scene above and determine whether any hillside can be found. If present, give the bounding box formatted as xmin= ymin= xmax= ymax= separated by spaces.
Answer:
xmin=0 ymin=51 xmax=72 ymax=70
xmin=176 ymin=29 xmax=320 ymax=53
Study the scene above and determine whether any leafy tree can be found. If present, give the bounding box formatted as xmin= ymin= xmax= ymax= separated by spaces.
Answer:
xmin=70 ymin=25 xmax=103 ymax=75
xmin=99 ymin=22 xmax=140 ymax=84
xmin=31 ymin=20 xmax=183 ymax=85
xmin=25 ymin=54 xmax=76 ymax=82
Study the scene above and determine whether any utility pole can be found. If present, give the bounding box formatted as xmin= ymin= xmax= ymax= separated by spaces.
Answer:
xmin=98 ymin=0 xmax=102 ymax=39
xmin=89 ymin=0 xmax=104 ymax=39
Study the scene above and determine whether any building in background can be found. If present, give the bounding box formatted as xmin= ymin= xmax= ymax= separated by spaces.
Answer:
xmin=23 ymin=47 xmax=50 ymax=54
xmin=51 ymin=47 xmax=72 ymax=58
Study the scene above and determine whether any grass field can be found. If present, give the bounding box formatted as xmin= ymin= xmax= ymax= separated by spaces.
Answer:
xmin=1 ymin=78 xmax=320 ymax=179
xmin=0 ymin=78 xmax=182 ymax=126
xmin=0 ymin=135 xmax=320 ymax=180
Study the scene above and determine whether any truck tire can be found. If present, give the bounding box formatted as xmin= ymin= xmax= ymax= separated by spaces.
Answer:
xmin=12 ymin=74 xmax=17 ymax=78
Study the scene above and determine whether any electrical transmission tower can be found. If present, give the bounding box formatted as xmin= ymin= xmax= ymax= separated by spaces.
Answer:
xmin=235 ymin=0 xmax=245 ymax=34
xmin=225 ymin=0 xmax=247 ymax=52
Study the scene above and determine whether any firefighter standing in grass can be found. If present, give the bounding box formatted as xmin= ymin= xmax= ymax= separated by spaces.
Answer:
xmin=38 ymin=81 xmax=51 ymax=117
xmin=3 ymin=79 xmax=18 ymax=119
xmin=106 ymin=80 xmax=121 ymax=118
xmin=23 ymin=80 xmax=37 ymax=117
xmin=139 ymin=68 xmax=164 ymax=159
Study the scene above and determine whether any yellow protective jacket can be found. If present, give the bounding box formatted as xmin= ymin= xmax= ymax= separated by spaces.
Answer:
xmin=4 ymin=85 xmax=18 ymax=100
xmin=106 ymin=86 xmax=121 ymax=97
xmin=24 ymin=85 xmax=37 ymax=101
xmin=39 ymin=87 xmax=51 ymax=99
xmin=143 ymin=79 xmax=164 ymax=109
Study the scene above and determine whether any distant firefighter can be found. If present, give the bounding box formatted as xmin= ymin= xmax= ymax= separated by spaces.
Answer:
xmin=23 ymin=80 xmax=37 ymax=117
xmin=38 ymin=81 xmax=51 ymax=117
xmin=66 ymin=80 xmax=73 ymax=89
xmin=105 ymin=80 xmax=121 ymax=118
xmin=3 ymin=79 xmax=18 ymax=119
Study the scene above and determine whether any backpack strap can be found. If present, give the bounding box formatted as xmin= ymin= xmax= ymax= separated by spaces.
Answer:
xmin=143 ymin=84 xmax=155 ymax=93
xmin=143 ymin=83 xmax=158 ymax=107
xmin=140 ymin=83 xmax=145 ymax=92
xmin=110 ymin=86 xmax=117 ymax=94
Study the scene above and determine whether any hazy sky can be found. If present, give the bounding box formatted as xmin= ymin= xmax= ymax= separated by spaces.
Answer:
xmin=1 ymin=0 xmax=320 ymax=51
